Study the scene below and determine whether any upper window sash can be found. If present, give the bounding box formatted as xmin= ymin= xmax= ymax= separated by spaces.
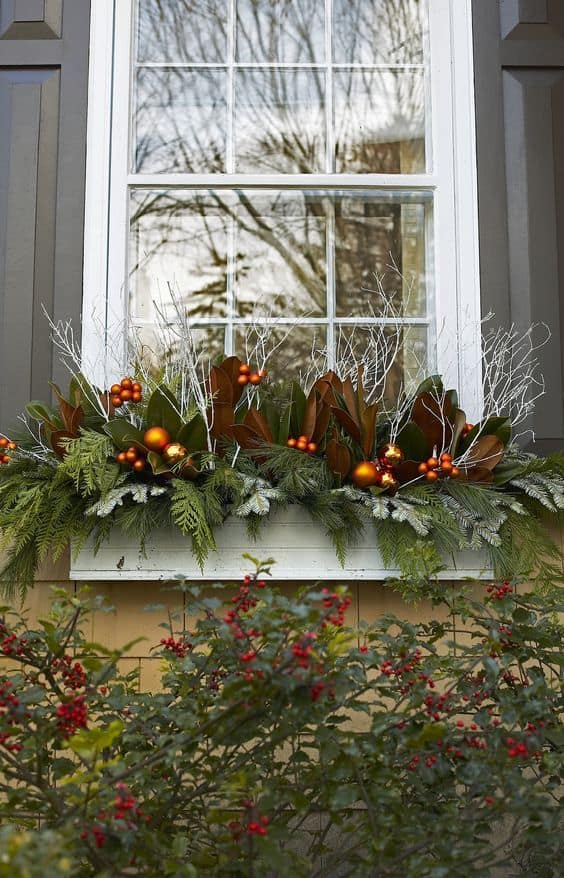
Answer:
xmin=83 ymin=0 xmax=482 ymax=418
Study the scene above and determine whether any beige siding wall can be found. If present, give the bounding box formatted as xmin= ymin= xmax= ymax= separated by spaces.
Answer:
xmin=3 ymin=523 xmax=561 ymax=689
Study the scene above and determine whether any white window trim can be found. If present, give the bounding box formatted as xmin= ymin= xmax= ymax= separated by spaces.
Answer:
xmin=83 ymin=0 xmax=482 ymax=418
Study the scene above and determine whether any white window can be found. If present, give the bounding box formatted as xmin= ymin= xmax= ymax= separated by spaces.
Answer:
xmin=83 ymin=0 xmax=481 ymax=414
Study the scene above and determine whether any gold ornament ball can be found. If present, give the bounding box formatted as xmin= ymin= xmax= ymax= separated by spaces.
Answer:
xmin=143 ymin=426 xmax=172 ymax=452
xmin=351 ymin=460 xmax=381 ymax=488
xmin=380 ymin=471 xmax=398 ymax=493
xmin=162 ymin=442 xmax=189 ymax=465
xmin=378 ymin=443 xmax=404 ymax=469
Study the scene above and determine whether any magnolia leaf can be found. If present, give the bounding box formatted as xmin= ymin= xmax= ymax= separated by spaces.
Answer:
xmin=147 ymin=451 xmax=174 ymax=476
xmin=209 ymin=402 xmax=235 ymax=441
xmin=396 ymin=460 xmax=423 ymax=484
xmin=244 ymin=409 xmax=273 ymax=444
xmin=208 ymin=365 xmax=234 ymax=406
xmin=177 ymin=413 xmax=208 ymax=451
xmin=25 ymin=401 xmax=60 ymax=431
xmin=360 ymin=403 xmax=377 ymax=459
xmin=451 ymin=408 xmax=468 ymax=454
xmin=460 ymin=465 xmax=495 ymax=484
xmin=232 ymin=424 xmax=262 ymax=450
xmin=103 ymin=419 xmax=146 ymax=451
xmin=331 ymin=406 xmax=362 ymax=445
xmin=311 ymin=400 xmax=331 ymax=445
xmin=326 ymin=434 xmax=352 ymax=480
xmin=342 ymin=376 xmax=359 ymax=424
xmin=461 ymin=416 xmax=512 ymax=451
xmin=290 ymin=382 xmax=307 ymax=436
xmin=146 ymin=385 xmax=182 ymax=438
xmin=69 ymin=405 xmax=85 ymax=436
xmin=49 ymin=430 xmax=76 ymax=459
xmin=218 ymin=356 xmax=245 ymax=404
xmin=397 ymin=422 xmax=430 ymax=461
xmin=493 ymin=459 xmax=527 ymax=485
xmin=414 ymin=375 xmax=444 ymax=398
xmin=411 ymin=391 xmax=453 ymax=451
xmin=277 ymin=403 xmax=292 ymax=445
xmin=301 ymin=389 xmax=318 ymax=441
xmin=464 ymin=435 xmax=505 ymax=471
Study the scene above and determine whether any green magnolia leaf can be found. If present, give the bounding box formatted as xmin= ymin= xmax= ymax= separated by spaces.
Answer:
xmin=461 ymin=416 xmax=512 ymax=450
xmin=177 ymin=414 xmax=209 ymax=452
xmin=146 ymin=385 xmax=182 ymax=438
xmin=103 ymin=419 xmax=146 ymax=451
xmin=25 ymin=401 xmax=61 ymax=431
xmin=290 ymin=382 xmax=307 ymax=436
xmin=493 ymin=459 xmax=527 ymax=485
xmin=396 ymin=421 xmax=430 ymax=460
xmin=414 ymin=374 xmax=444 ymax=398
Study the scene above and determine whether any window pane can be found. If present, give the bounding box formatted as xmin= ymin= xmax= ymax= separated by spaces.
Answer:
xmin=236 ymin=324 xmax=327 ymax=382
xmin=130 ymin=325 xmax=227 ymax=371
xmin=335 ymin=325 xmax=428 ymax=404
xmin=130 ymin=191 xmax=229 ymax=322
xmin=335 ymin=194 xmax=429 ymax=317
xmin=134 ymin=68 xmax=226 ymax=173
xmin=137 ymin=0 xmax=228 ymax=63
xmin=236 ymin=0 xmax=325 ymax=63
xmin=333 ymin=0 xmax=426 ymax=65
xmin=234 ymin=191 xmax=327 ymax=318
xmin=235 ymin=69 xmax=326 ymax=173
xmin=334 ymin=68 xmax=425 ymax=174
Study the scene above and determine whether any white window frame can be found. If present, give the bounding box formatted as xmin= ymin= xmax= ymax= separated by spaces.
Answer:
xmin=83 ymin=0 xmax=482 ymax=418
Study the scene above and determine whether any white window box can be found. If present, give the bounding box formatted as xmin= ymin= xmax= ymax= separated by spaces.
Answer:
xmin=70 ymin=506 xmax=492 ymax=581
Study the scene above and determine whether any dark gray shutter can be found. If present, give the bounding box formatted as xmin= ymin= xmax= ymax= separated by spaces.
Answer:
xmin=473 ymin=0 xmax=564 ymax=452
xmin=0 ymin=0 xmax=91 ymax=432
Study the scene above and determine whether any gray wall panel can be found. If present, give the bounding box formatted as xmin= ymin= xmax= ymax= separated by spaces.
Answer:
xmin=0 ymin=0 xmax=91 ymax=431
xmin=473 ymin=0 xmax=564 ymax=451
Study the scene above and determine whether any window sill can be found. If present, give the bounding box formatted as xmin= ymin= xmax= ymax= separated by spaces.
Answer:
xmin=70 ymin=507 xmax=493 ymax=581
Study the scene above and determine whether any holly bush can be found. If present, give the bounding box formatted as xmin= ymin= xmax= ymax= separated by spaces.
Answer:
xmin=0 ymin=562 xmax=561 ymax=877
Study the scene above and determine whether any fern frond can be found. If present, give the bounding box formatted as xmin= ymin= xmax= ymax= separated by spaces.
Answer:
xmin=170 ymin=481 xmax=216 ymax=568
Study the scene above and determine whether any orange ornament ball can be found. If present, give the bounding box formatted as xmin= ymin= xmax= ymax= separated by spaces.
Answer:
xmin=427 ymin=457 xmax=439 ymax=469
xmin=125 ymin=448 xmax=138 ymax=463
xmin=121 ymin=378 xmax=133 ymax=390
xmin=351 ymin=461 xmax=381 ymax=489
xmin=132 ymin=391 xmax=142 ymax=403
xmin=132 ymin=382 xmax=142 ymax=393
xmin=132 ymin=458 xmax=146 ymax=473
xmin=110 ymin=384 xmax=121 ymax=395
xmin=441 ymin=461 xmax=453 ymax=474
xmin=0 ymin=438 xmax=8 ymax=448
xmin=296 ymin=439 xmax=308 ymax=451
xmin=426 ymin=470 xmax=439 ymax=482
xmin=417 ymin=462 xmax=428 ymax=475
xmin=450 ymin=466 xmax=460 ymax=478
xmin=120 ymin=389 xmax=133 ymax=402
xmin=111 ymin=396 xmax=123 ymax=407
xmin=307 ymin=442 xmax=318 ymax=454
xmin=378 ymin=443 xmax=404 ymax=469
xmin=380 ymin=471 xmax=398 ymax=493
xmin=239 ymin=363 xmax=251 ymax=376
xmin=143 ymin=426 xmax=171 ymax=452
xmin=237 ymin=374 xmax=249 ymax=386
xmin=116 ymin=452 xmax=127 ymax=464
xmin=287 ymin=438 xmax=297 ymax=448
xmin=249 ymin=373 xmax=262 ymax=386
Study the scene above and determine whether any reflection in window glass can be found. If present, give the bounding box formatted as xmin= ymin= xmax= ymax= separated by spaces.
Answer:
xmin=334 ymin=69 xmax=425 ymax=174
xmin=336 ymin=325 xmax=428 ymax=405
xmin=134 ymin=68 xmax=227 ymax=173
xmin=137 ymin=0 xmax=228 ymax=63
xmin=234 ymin=191 xmax=327 ymax=318
xmin=236 ymin=0 xmax=325 ymax=63
xmin=235 ymin=69 xmax=326 ymax=173
xmin=332 ymin=0 xmax=425 ymax=65
xmin=129 ymin=190 xmax=229 ymax=322
xmin=131 ymin=325 xmax=227 ymax=373
xmin=335 ymin=196 xmax=428 ymax=317
xmin=236 ymin=325 xmax=327 ymax=383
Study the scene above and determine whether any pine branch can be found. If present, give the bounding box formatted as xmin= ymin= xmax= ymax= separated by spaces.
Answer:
xmin=170 ymin=481 xmax=216 ymax=568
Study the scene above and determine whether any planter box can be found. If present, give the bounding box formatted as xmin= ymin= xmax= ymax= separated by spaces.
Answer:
xmin=70 ymin=507 xmax=493 ymax=581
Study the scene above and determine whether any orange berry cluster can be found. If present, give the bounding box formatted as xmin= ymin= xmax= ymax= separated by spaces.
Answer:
xmin=0 ymin=437 xmax=16 ymax=464
xmin=418 ymin=452 xmax=460 ymax=482
xmin=287 ymin=435 xmax=318 ymax=454
xmin=237 ymin=363 xmax=267 ymax=387
xmin=461 ymin=421 xmax=474 ymax=439
xmin=116 ymin=445 xmax=147 ymax=473
xmin=110 ymin=378 xmax=142 ymax=408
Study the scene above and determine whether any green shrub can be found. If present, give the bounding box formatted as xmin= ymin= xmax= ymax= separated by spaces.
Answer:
xmin=0 ymin=562 xmax=561 ymax=877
